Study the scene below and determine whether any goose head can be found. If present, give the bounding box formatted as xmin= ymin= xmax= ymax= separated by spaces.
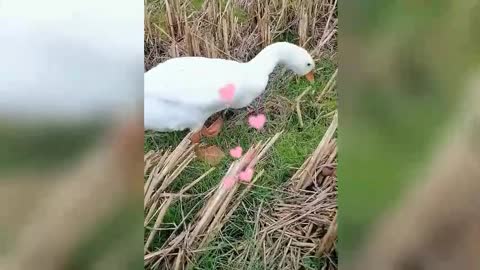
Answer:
xmin=277 ymin=43 xmax=316 ymax=82
xmin=250 ymin=42 xmax=315 ymax=82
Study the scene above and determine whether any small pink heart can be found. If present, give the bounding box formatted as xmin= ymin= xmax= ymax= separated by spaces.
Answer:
xmin=229 ymin=146 xmax=243 ymax=159
xmin=239 ymin=168 xmax=254 ymax=182
xmin=222 ymin=176 xmax=237 ymax=189
xmin=248 ymin=114 xmax=266 ymax=130
xmin=218 ymin=83 xmax=235 ymax=103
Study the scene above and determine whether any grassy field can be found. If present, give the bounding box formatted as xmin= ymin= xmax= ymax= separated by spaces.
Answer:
xmin=144 ymin=0 xmax=337 ymax=269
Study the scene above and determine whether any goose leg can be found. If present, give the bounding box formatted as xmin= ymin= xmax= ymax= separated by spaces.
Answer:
xmin=202 ymin=117 xmax=224 ymax=138
xmin=189 ymin=119 xmax=225 ymax=166
xmin=190 ymin=127 xmax=203 ymax=144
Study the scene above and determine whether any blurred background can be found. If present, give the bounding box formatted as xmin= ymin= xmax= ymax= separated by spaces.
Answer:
xmin=339 ymin=0 xmax=480 ymax=269
xmin=0 ymin=0 xmax=144 ymax=269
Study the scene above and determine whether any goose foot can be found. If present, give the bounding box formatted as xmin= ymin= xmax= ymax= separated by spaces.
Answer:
xmin=194 ymin=144 xmax=225 ymax=166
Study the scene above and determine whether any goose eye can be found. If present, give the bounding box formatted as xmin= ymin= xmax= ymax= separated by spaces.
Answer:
xmin=307 ymin=63 xmax=311 ymax=67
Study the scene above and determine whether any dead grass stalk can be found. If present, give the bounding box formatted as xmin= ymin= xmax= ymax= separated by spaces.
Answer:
xmin=144 ymin=0 xmax=337 ymax=70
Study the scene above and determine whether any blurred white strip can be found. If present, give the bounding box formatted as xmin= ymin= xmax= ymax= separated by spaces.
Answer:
xmin=0 ymin=0 xmax=143 ymax=123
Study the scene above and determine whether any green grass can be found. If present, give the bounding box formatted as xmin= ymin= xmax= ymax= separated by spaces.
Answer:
xmin=144 ymin=58 xmax=337 ymax=268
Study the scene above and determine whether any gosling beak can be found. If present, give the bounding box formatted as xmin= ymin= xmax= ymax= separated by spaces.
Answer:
xmin=305 ymin=71 xmax=315 ymax=82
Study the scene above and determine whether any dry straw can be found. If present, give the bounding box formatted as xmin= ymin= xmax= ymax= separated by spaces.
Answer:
xmin=144 ymin=0 xmax=337 ymax=70
xmin=144 ymin=113 xmax=338 ymax=269
xmin=144 ymin=132 xmax=285 ymax=269
xmin=234 ymin=112 xmax=338 ymax=269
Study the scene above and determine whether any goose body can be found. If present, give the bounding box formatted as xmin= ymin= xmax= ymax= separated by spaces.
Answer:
xmin=144 ymin=42 xmax=315 ymax=132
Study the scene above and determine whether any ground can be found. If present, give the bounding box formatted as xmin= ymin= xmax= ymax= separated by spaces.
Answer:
xmin=144 ymin=57 xmax=337 ymax=269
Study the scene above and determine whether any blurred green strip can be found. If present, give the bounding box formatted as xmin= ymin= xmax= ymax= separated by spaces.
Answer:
xmin=65 ymin=201 xmax=143 ymax=270
xmin=339 ymin=0 xmax=480 ymax=260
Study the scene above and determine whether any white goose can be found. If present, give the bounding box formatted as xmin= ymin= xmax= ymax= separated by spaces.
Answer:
xmin=145 ymin=42 xmax=315 ymax=147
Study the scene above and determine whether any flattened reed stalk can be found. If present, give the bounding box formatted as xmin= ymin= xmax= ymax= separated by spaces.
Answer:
xmin=144 ymin=132 xmax=283 ymax=269
xmin=293 ymin=111 xmax=337 ymax=190
xmin=232 ymin=113 xmax=338 ymax=269
xmin=144 ymin=132 xmax=216 ymax=254
xmin=144 ymin=0 xmax=337 ymax=70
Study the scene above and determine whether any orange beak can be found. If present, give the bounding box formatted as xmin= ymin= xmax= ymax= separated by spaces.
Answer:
xmin=305 ymin=71 xmax=315 ymax=82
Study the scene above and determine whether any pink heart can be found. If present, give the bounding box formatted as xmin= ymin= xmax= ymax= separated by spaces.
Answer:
xmin=222 ymin=176 xmax=237 ymax=189
xmin=218 ymin=83 xmax=235 ymax=103
xmin=229 ymin=146 xmax=243 ymax=159
xmin=248 ymin=114 xmax=266 ymax=130
xmin=239 ymin=168 xmax=254 ymax=182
